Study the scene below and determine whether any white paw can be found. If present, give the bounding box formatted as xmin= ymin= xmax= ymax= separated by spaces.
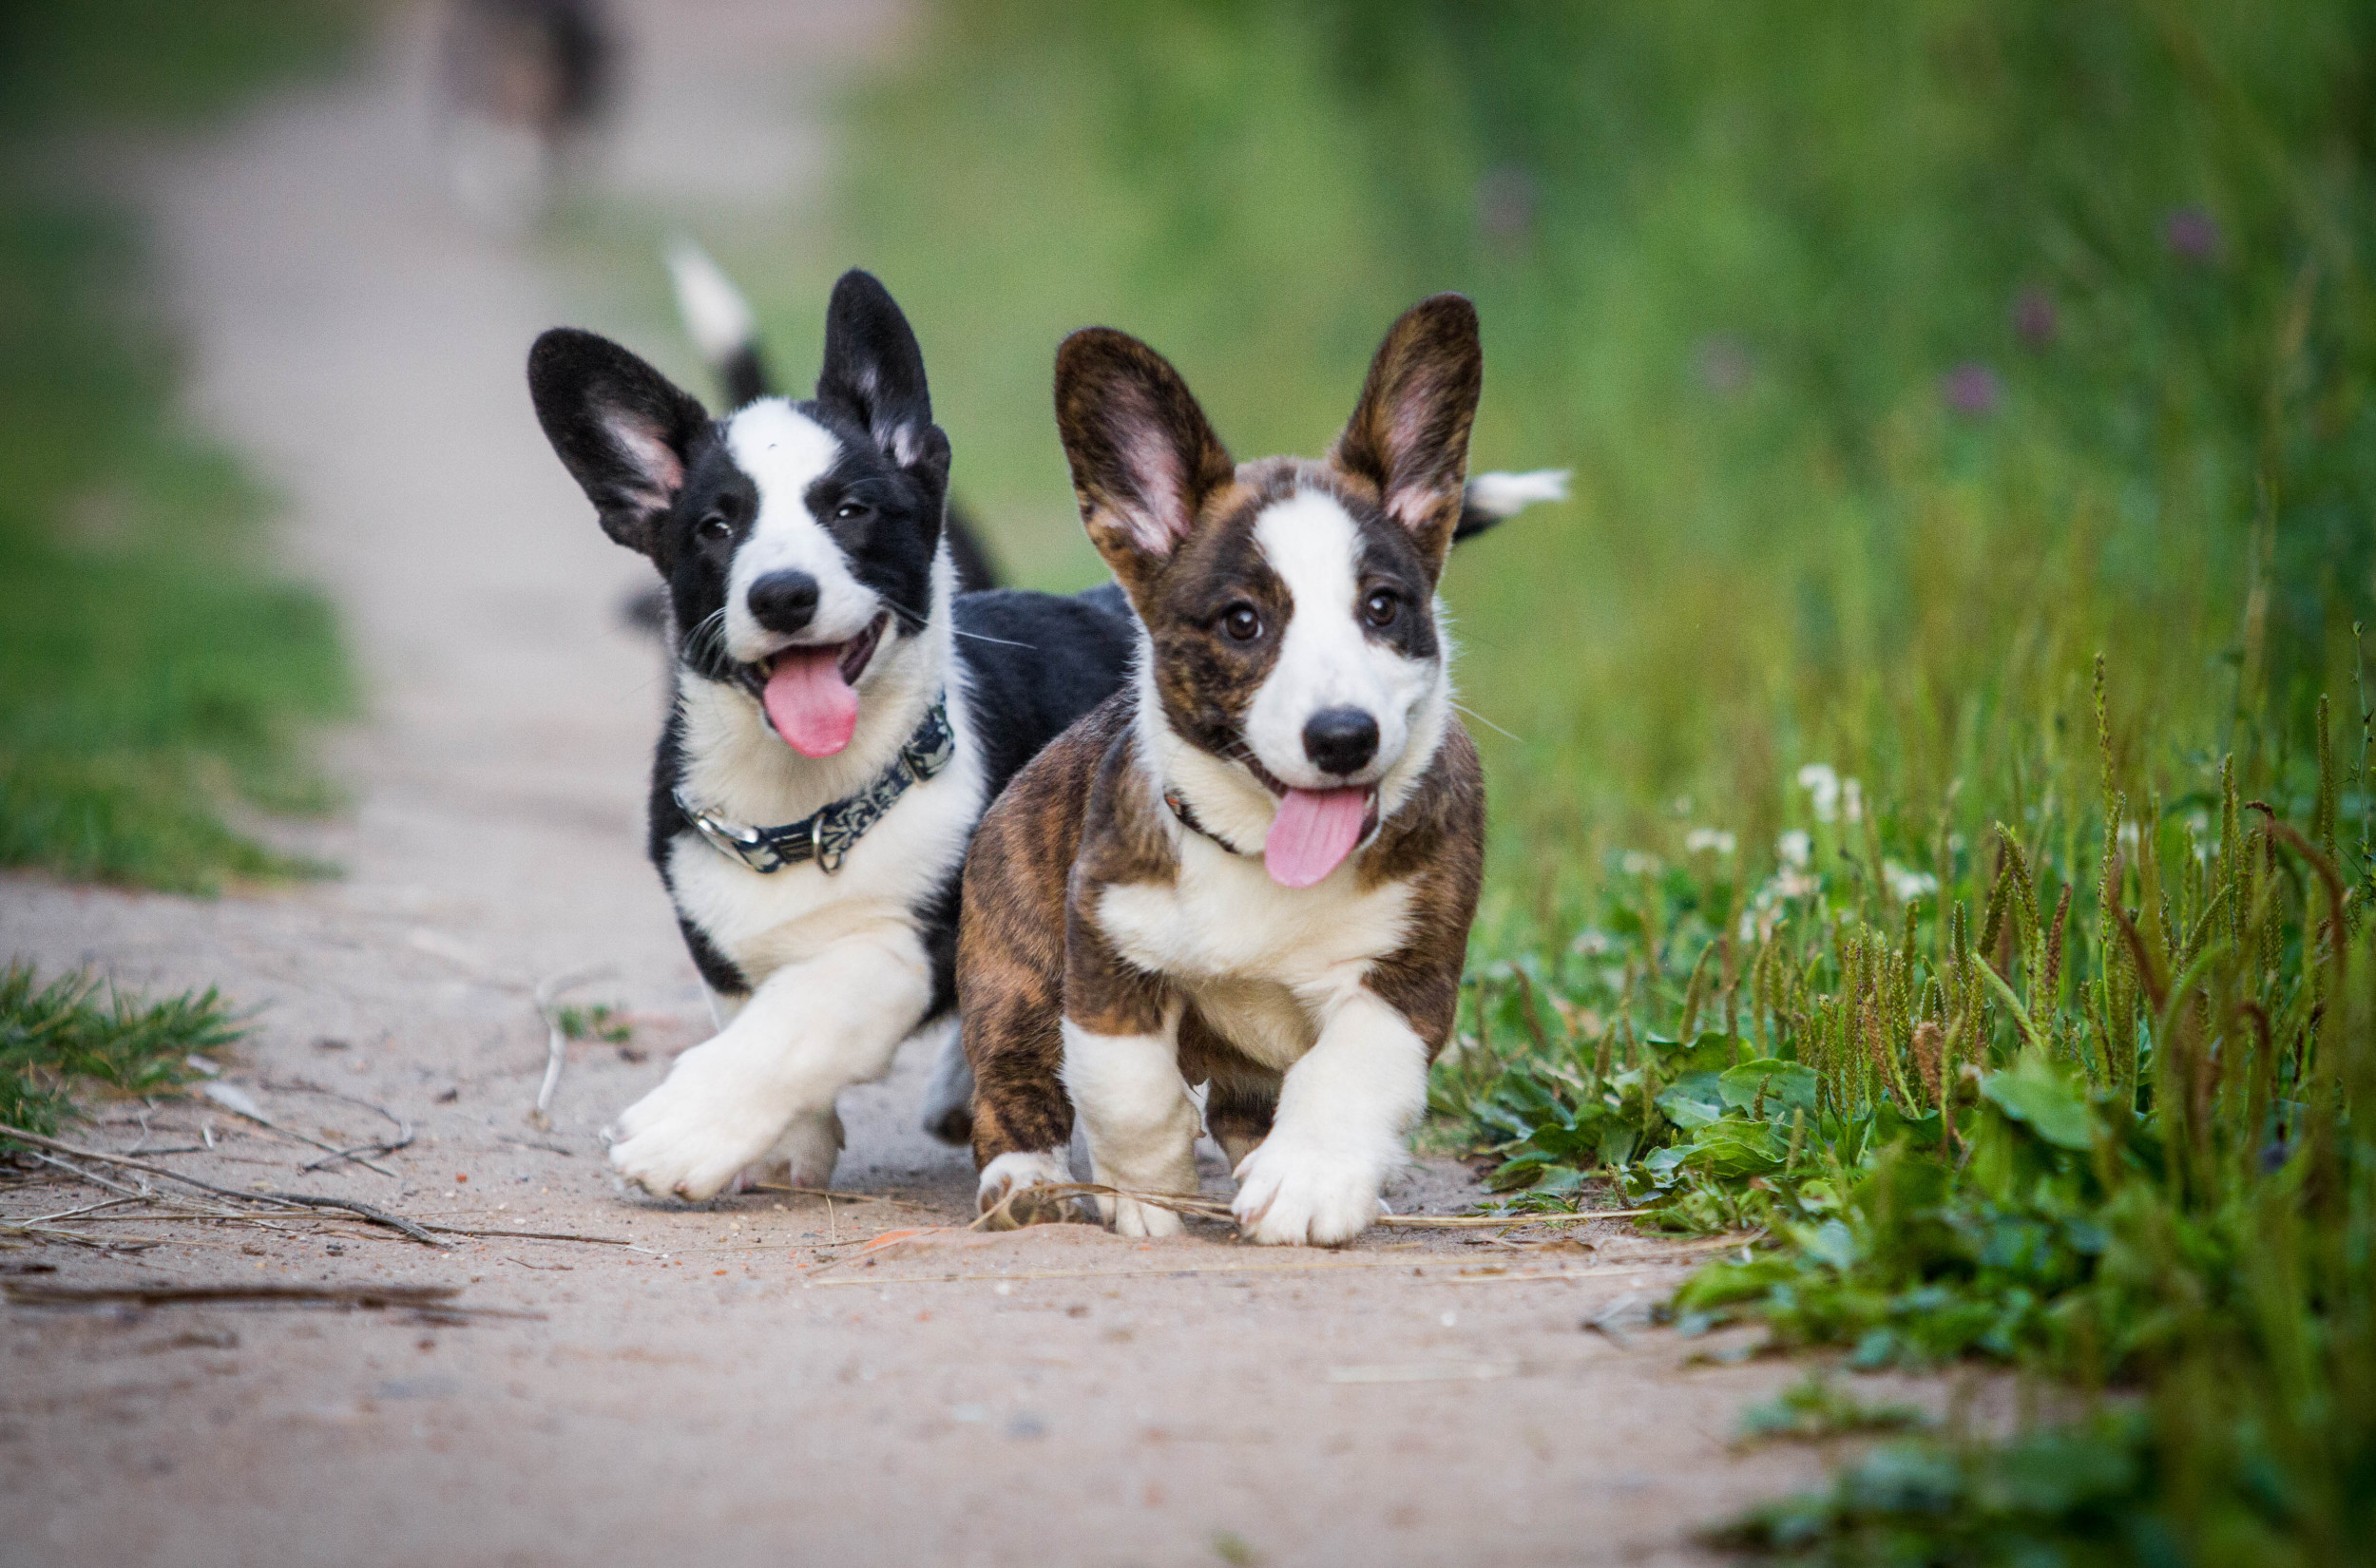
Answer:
xmin=977 ymin=1149 xmax=1067 ymax=1213
xmin=1105 ymin=1192 xmax=1182 ymax=1239
xmin=607 ymin=1040 xmax=796 ymax=1201
xmin=730 ymin=1107 xmax=845 ymax=1195
xmin=976 ymin=1149 xmax=1078 ymax=1227
xmin=1231 ymin=1138 xmax=1386 ymax=1247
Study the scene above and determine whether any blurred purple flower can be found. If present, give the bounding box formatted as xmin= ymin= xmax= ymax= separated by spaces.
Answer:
xmin=1476 ymin=165 xmax=1537 ymax=248
xmin=1696 ymin=335 xmax=1753 ymax=396
xmin=2012 ymin=287 xmax=2057 ymax=349
xmin=2165 ymin=206 xmax=2221 ymax=262
xmin=1942 ymin=362 xmax=2000 ymax=417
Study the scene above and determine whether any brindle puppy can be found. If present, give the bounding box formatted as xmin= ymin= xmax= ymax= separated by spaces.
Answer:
xmin=960 ymin=296 xmax=1491 ymax=1246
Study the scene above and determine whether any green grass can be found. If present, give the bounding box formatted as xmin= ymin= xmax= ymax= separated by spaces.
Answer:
xmin=802 ymin=3 xmax=2376 ymax=1560
xmin=0 ymin=963 xmax=240 ymax=1145
xmin=0 ymin=1 xmax=360 ymax=893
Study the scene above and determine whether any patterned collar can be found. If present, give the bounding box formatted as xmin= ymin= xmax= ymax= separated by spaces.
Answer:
xmin=1163 ymin=787 xmax=1255 ymax=856
xmin=674 ymin=698 xmax=955 ymax=875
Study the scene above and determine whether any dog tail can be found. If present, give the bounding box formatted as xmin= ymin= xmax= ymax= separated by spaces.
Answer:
xmin=665 ymin=237 xmax=770 ymax=408
xmin=1454 ymin=468 xmax=1569 ymax=544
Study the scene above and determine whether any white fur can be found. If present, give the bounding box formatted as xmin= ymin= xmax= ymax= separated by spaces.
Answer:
xmin=1464 ymin=468 xmax=1569 ymax=519
xmin=664 ymin=238 xmax=758 ymax=373
xmin=975 ymin=1149 xmax=1068 ymax=1214
xmin=610 ymin=545 xmax=985 ymax=1200
xmin=720 ymin=403 xmax=880 ymax=664
xmin=1243 ymin=491 xmax=1442 ymax=792
xmin=608 ymin=930 xmax=930 ymax=1199
xmin=1060 ymin=1015 xmax=1200 ymax=1238
xmin=1231 ymin=988 xmax=1428 ymax=1246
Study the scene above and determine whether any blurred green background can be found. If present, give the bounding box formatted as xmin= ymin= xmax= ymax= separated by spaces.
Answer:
xmin=715 ymin=0 xmax=2373 ymax=944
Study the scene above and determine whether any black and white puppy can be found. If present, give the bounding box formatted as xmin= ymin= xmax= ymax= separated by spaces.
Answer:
xmin=529 ymin=272 xmax=1137 ymax=1200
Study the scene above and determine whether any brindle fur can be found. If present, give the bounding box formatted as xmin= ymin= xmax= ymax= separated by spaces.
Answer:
xmin=961 ymin=294 xmax=1489 ymax=1231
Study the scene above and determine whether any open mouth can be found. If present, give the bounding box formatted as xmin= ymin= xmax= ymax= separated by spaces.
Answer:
xmin=743 ymin=611 xmax=891 ymax=758
xmin=1237 ymin=751 xmax=1381 ymax=889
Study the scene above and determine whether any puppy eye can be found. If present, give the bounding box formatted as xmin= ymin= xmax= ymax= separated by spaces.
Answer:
xmin=698 ymin=513 xmax=732 ymax=541
xmin=1363 ymin=589 xmax=1400 ymax=629
xmin=834 ymin=501 xmax=871 ymax=521
xmin=1221 ymin=602 xmax=1262 ymax=642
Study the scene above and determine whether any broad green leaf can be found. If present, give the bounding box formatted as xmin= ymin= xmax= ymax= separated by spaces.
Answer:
xmin=1981 ymin=1053 xmax=2098 ymax=1152
xmin=1718 ymin=1058 xmax=1819 ymax=1118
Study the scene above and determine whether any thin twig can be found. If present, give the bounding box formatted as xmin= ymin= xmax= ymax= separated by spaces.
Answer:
xmin=0 ymin=1123 xmax=448 ymax=1249
xmin=199 ymin=1081 xmax=396 ymax=1178
xmin=420 ymin=1224 xmax=632 ymax=1246
xmin=530 ymin=965 xmax=615 ymax=1130
xmin=6 ymin=1281 xmax=459 ymax=1308
xmin=1377 ymin=1209 xmax=1652 ymax=1230
xmin=746 ymin=1181 xmax=942 ymax=1211
xmin=971 ymin=1180 xmax=1234 ymax=1233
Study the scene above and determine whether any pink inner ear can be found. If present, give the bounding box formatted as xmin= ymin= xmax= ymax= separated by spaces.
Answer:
xmin=606 ymin=414 xmax=684 ymax=498
xmin=1116 ymin=422 xmax=1192 ymax=556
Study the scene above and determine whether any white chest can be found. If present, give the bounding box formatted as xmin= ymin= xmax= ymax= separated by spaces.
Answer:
xmin=1092 ymin=837 xmax=1413 ymax=1070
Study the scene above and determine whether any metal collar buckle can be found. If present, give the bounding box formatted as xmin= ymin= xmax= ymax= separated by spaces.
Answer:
xmin=676 ymin=698 xmax=953 ymax=876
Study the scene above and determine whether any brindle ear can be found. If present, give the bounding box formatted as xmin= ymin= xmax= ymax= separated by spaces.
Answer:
xmin=1054 ymin=327 xmax=1236 ymax=600
xmin=1328 ymin=294 xmax=1483 ymax=570
xmin=527 ymin=328 xmax=712 ymax=557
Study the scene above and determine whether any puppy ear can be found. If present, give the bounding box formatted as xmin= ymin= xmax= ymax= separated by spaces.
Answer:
xmin=1328 ymin=294 xmax=1483 ymax=570
xmin=527 ymin=329 xmax=711 ymax=556
xmin=814 ymin=269 xmax=950 ymax=486
xmin=1054 ymin=327 xmax=1236 ymax=595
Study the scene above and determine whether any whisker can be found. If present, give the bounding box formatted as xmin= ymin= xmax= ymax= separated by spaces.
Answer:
xmin=1450 ymin=701 xmax=1525 ymax=743
xmin=952 ymin=629 xmax=1037 ymax=650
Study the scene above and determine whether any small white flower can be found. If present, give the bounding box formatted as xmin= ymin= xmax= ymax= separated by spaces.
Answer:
xmin=1671 ymin=794 xmax=1694 ymax=817
xmin=1685 ymin=828 xmax=1737 ymax=856
xmin=1777 ymin=830 xmax=1812 ymax=870
xmin=1883 ymin=860 xmax=1939 ymax=904
xmin=1796 ymin=764 xmax=1840 ymax=823
xmin=1842 ymin=778 xmax=1864 ymax=825
xmin=2117 ymin=820 xmax=2141 ymax=852
xmin=1571 ymin=928 xmax=1613 ymax=957
xmin=1621 ymin=851 xmax=1662 ymax=878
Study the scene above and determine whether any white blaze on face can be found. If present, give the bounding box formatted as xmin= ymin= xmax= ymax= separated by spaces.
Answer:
xmin=720 ymin=401 xmax=875 ymax=662
xmin=1242 ymin=490 xmax=1437 ymax=791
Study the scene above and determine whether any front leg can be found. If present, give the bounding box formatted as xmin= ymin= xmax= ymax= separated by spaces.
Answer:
xmin=608 ymin=933 xmax=930 ymax=1201
xmin=1061 ymin=1008 xmax=1200 ymax=1237
xmin=1232 ymin=988 xmax=1428 ymax=1246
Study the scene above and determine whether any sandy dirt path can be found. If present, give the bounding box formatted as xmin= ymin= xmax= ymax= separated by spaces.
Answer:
xmin=0 ymin=9 xmax=1833 ymax=1563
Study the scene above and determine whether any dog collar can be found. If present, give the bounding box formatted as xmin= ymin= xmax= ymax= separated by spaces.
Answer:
xmin=1163 ymin=782 xmax=1389 ymax=863
xmin=675 ymin=698 xmax=955 ymax=875
xmin=1162 ymin=787 xmax=1254 ymax=857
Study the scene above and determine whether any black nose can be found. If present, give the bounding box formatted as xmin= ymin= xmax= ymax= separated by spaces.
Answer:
xmin=1302 ymin=707 xmax=1379 ymax=777
xmin=746 ymin=570 xmax=820 ymax=634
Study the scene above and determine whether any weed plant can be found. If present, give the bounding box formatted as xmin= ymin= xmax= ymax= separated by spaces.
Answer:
xmin=0 ymin=963 xmax=238 ymax=1144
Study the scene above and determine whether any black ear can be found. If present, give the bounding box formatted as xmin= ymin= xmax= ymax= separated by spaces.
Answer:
xmin=814 ymin=270 xmax=949 ymax=485
xmin=1328 ymin=294 xmax=1483 ymax=571
xmin=527 ymin=329 xmax=712 ymax=555
xmin=1053 ymin=326 xmax=1236 ymax=602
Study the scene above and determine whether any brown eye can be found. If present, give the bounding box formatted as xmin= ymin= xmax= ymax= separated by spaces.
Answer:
xmin=1221 ymin=602 xmax=1262 ymax=641
xmin=698 ymin=513 xmax=732 ymax=541
xmin=1363 ymin=589 xmax=1400 ymax=628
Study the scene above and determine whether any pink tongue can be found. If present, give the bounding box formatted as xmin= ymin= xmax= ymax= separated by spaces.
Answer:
xmin=1263 ymin=788 xmax=1370 ymax=889
xmin=761 ymin=648 xmax=858 ymax=757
